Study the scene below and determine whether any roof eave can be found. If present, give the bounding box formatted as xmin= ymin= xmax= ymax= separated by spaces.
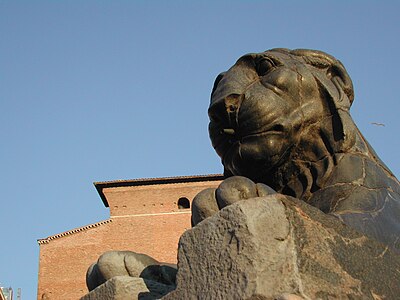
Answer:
xmin=94 ymin=174 xmax=224 ymax=208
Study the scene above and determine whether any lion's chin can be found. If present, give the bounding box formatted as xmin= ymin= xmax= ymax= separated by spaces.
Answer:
xmin=222 ymin=132 xmax=292 ymax=180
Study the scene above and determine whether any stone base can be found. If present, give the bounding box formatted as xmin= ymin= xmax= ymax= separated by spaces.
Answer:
xmin=164 ymin=195 xmax=400 ymax=299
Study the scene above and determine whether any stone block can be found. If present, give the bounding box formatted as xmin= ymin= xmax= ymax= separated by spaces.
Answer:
xmin=165 ymin=195 xmax=400 ymax=299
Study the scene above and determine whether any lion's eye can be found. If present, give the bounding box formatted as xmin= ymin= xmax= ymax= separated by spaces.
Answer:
xmin=256 ymin=58 xmax=276 ymax=76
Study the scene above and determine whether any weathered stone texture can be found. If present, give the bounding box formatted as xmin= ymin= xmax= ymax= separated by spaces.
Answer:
xmin=166 ymin=195 xmax=400 ymax=299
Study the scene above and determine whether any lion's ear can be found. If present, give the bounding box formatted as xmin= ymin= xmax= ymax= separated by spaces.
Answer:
xmin=315 ymin=74 xmax=356 ymax=153
xmin=320 ymin=109 xmax=356 ymax=153
xmin=295 ymin=49 xmax=356 ymax=153
xmin=287 ymin=49 xmax=356 ymax=153
xmin=292 ymin=49 xmax=354 ymax=109
xmin=326 ymin=60 xmax=354 ymax=108
xmin=323 ymin=59 xmax=356 ymax=152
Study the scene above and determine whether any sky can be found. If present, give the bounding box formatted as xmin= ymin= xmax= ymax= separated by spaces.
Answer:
xmin=1 ymin=1 xmax=399 ymax=298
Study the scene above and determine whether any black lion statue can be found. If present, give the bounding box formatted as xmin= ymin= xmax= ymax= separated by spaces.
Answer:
xmin=199 ymin=48 xmax=399 ymax=250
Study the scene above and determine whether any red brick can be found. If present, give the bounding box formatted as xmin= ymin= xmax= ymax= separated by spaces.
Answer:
xmin=37 ymin=175 xmax=222 ymax=300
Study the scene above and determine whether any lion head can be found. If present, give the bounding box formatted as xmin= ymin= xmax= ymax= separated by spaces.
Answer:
xmin=208 ymin=48 xmax=357 ymax=199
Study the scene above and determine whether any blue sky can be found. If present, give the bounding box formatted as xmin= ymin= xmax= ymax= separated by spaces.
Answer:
xmin=1 ymin=1 xmax=399 ymax=298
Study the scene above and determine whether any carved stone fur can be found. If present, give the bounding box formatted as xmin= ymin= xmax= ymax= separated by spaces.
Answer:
xmin=208 ymin=48 xmax=400 ymax=249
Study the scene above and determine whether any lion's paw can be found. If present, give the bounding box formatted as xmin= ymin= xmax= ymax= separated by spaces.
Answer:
xmin=192 ymin=176 xmax=276 ymax=226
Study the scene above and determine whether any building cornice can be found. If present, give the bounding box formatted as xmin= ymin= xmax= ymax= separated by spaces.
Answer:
xmin=94 ymin=174 xmax=224 ymax=207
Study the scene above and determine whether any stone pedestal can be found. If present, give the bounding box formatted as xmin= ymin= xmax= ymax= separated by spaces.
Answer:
xmin=165 ymin=195 xmax=400 ymax=299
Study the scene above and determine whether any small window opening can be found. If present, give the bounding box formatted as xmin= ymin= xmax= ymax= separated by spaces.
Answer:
xmin=178 ymin=197 xmax=190 ymax=209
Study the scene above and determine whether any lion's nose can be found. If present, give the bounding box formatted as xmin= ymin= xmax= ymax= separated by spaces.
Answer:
xmin=224 ymin=94 xmax=242 ymax=114
xmin=208 ymin=93 xmax=243 ymax=125
xmin=224 ymin=94 xmax=243 ymax=128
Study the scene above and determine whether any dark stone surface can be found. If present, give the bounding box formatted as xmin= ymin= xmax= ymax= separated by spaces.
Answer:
xmin=207 ymin=48 xmax=400 ymax=250
xmin=166 ymin=195 xmax=400 ymax=299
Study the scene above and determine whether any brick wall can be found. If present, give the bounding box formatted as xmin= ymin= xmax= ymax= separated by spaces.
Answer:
xmin=37 ymin=176 xmax=222 ymax=300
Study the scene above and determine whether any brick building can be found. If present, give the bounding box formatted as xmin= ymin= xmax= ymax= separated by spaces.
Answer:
xmin=37 ymin=174 xmax=223 ymax=300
